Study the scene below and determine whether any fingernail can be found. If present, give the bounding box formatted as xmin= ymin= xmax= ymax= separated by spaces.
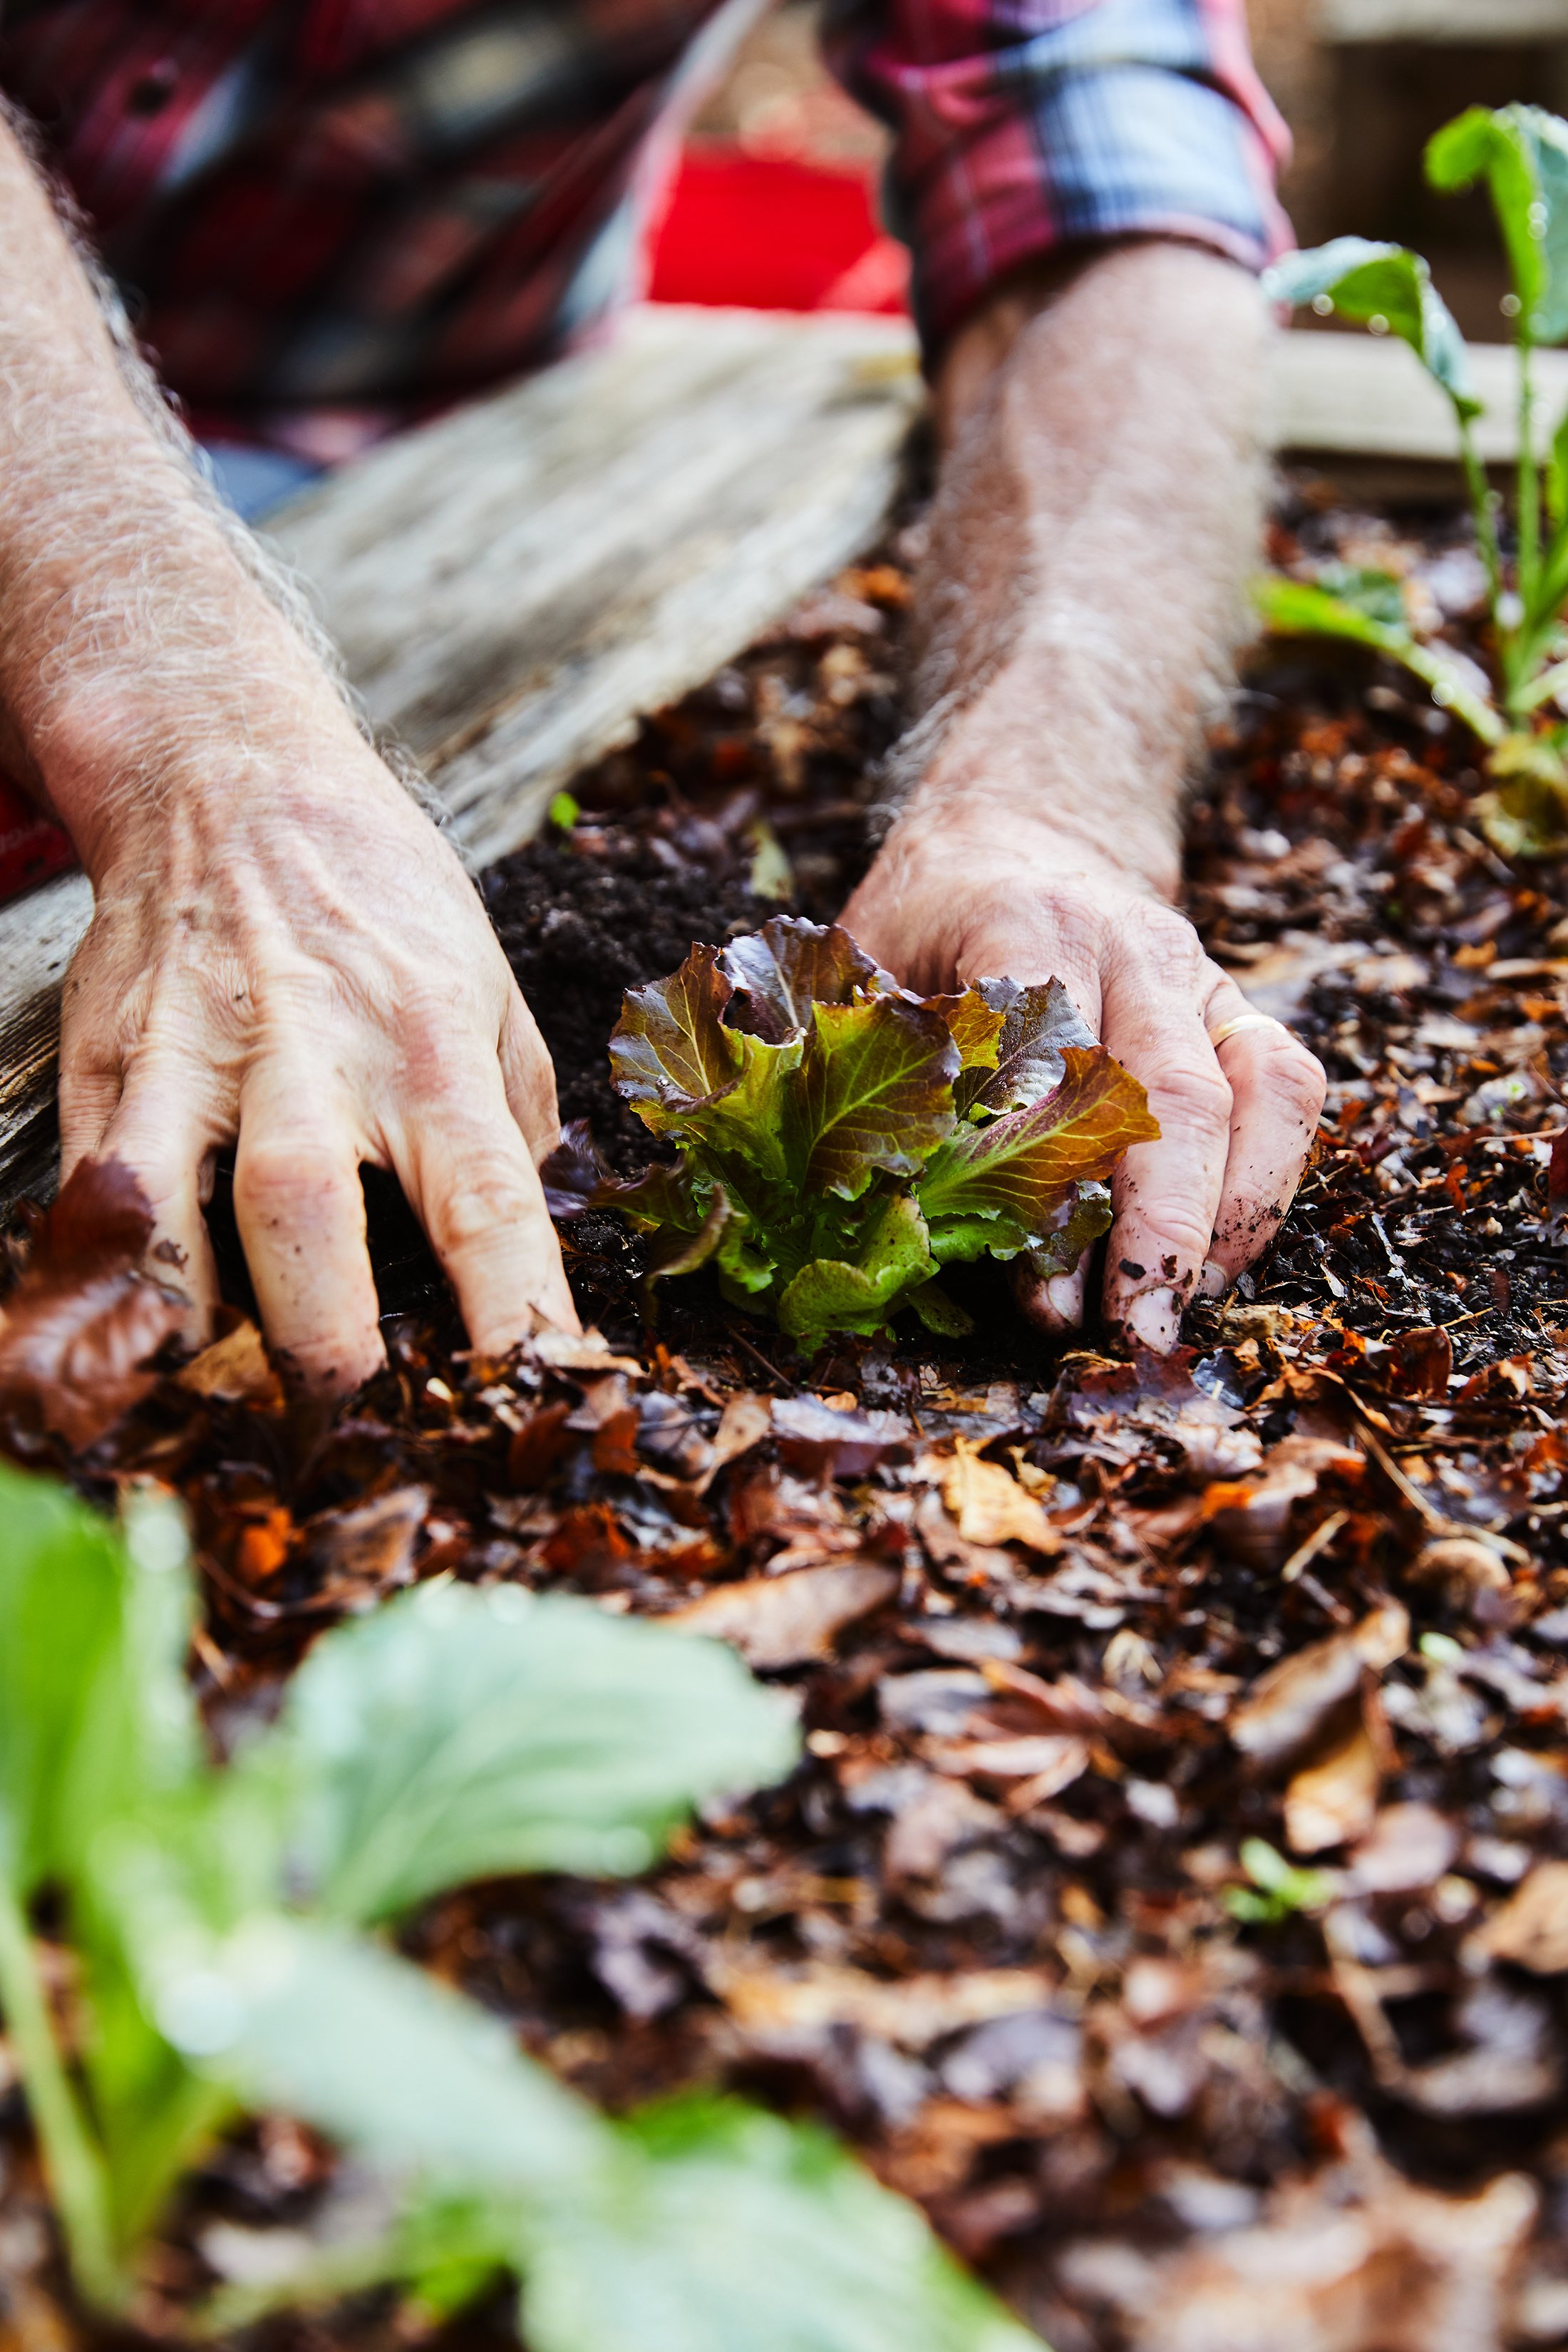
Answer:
xmin=1044 ymin=1274 xmax=1083 ymax=1326
xmin=1125 ymin=1287 xmax=1180 ymax=1353
xmin=1200 ymin=1259 xmax=1230 ymax=1301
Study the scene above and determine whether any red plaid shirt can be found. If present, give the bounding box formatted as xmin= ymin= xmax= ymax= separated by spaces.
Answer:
xmin=0 ymin=0 xmax=1286 ymax=452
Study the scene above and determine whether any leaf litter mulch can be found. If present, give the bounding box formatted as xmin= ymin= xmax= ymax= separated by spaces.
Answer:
xmin=11 ymin=481 xmax=1568 ymax=2351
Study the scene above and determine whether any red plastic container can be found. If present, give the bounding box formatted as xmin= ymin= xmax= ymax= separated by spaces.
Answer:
xmin=647 ymin=150 xmax=908 ymax=315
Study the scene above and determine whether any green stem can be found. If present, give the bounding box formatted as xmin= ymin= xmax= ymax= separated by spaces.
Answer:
xmin=1519 ymin=332 xmax=1541 ymax=624
xmin=0 ymin=1872 xmax=124 ymax=2314
xmin=1461 ymin=418 xmax=1505 ymax=624
xmin=1509 ymin=653 xmax=1568 ymax=715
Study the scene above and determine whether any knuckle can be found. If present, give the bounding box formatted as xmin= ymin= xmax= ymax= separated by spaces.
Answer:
xmin=1130 ymin=902 xmax=1204 ymax=976
xmin=1147 ymin=1057 xmax=1233 ymax=1134
xmin=430 ymin=1150 xmax=541 ymax=1259
xmin=1258 ymin=1033 xmax=1328 ymax=1124
xmin=234 ymin=1134 xmax=356 ymax=1224
xmin=505 ymin=1005 xmax=559 ymax=1107
xmin=399 ymin=984 xmax=496 ymax=1091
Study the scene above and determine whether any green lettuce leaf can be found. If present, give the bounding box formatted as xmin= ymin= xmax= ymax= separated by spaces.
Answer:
xmin=610 ymin=944 xmax=743 ymax=1124
xmin=928 ymin=986 xmax=1006 ymax=1078
xmin=267 ymin=1581 xmax=800 ymax=1922
xmin=1262 ymin=237 xmax=1480 ymax=420
xmin=918 ymin=1046 xmax=1158 ymax=1237
xmin=721 ymin=916 xmax=895 ymax=1042
xmin=1028 ymin=1178 xmax=1115 ymax=1279
xmin=958 ymin=978 xmax=1098 ymax=1119
xmin=175 ymin=1939 xmax=1043 ymax=2352
xmin=589 ymin=924 xmax=1150 ymax=1348
xmin=1476 ymin=728 xmax=1568 ymax=856
xmin=0 ymin=1469 xmax=202 ymax=1897
xmin=1428 ymin=105 xmax=1568 ymax=345
xmin=610 ymin=949 xmax=803 ymax=1180
xmin=783 ymin=997 xmax=957 ymax=1200
xmin=777 ymin=1192 xmax=934 ymax=1346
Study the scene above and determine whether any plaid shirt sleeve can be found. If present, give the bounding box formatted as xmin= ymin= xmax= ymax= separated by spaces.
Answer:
xmin=822 ymin=0 xmax=1291 ymax=354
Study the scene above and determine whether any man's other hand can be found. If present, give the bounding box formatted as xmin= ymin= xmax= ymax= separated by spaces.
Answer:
xmin=843 ymin=812 xmax=1324 ymax=1350
xmin=844 ymin=241 xmax=1326 ymax=1350
xmin=58 ymin=726 xmax=578 ymax=1391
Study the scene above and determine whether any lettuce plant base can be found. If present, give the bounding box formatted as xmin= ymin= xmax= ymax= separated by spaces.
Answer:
xmin=14 ymin=490 xmax=1568 ymax=2346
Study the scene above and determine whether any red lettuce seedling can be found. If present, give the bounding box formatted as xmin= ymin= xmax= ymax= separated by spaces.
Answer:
xmin=546 ymin=918 xmax=1157 ymax=1349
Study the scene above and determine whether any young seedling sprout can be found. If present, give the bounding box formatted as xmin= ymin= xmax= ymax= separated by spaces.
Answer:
xmin=1258 ymin=103 xmax=1568 ymax=857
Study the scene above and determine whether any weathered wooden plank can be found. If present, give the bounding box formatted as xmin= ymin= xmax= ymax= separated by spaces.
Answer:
xmin=1267 ymin=333 xmax=1568 ymax=465
xmin=270 ymin=304 xmax=922 ymax=870
xmin=0 ymin=871 xmax=93 ymax=1201
xmin=1319 ymin=0 xmax=1568 ymax=39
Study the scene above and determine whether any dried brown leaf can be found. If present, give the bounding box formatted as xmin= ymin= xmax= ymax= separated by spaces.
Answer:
xmin=1346 ymin=1802 xmax=1459 ymax=1896
xmin=0 ymin=1157 xmax=187 ymax=1446
xmin=941 ymin=1439 xmax=1059 ymax=1554
xmin=1200 ymin=1434 xmax=1365 ymax=1570
xmin=530 ymin=1329 xmax=644 ymax=1376
xmin=666 ymin=1560 xmax=897 ymax=1667
xmin=696 ymin=1390 xmax=772 ymax=1490
xmin=175 ymin=1319 xmax=280 ymax=1405
xmin=1231 ymin=1603 xmax=1408 ymax=1770
xmin=771 ymin=1392 xmax=907 ymax=1477
xmin=930 ymin=1734 xmax=1089 ymax=1795
xmin=300 ymin=1487 xmax=431 ymax=1614
xmin=1387 ymin=1324 xmax=1454 ymax=1399
xmin=1473 ymin=1860 xmax=1568 ymax=1974
xmin=1285 ymin=1715 xmax=1381 ymax=1854
xmin=883 ymin=1775 xmax=1004 ymax=1882
xmin=715 ymin=1959 xmax=1056 ymax=2050
xmin=1061 ymin=2157 xmax=1535 ymax=2352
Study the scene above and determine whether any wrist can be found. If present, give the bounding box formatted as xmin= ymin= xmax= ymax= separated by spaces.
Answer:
xmin=31 ymin=668 xmax=376 ymax=882
xmin=894 ymin=756 xmax=1182 ymax=905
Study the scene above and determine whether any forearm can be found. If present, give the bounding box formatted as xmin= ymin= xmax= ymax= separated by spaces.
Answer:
xmin=892 ymin=239 xmax=1270 ymax=905
xmin=0 ymin=109 xmax=363 ymax=875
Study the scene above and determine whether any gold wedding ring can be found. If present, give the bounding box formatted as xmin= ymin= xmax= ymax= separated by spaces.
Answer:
xmin=1207 ymin=1011 xmax=1289 ymax=1051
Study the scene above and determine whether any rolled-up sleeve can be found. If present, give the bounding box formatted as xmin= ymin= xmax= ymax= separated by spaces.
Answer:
xmin=822 ymin=0 xmax=1291 ymax=354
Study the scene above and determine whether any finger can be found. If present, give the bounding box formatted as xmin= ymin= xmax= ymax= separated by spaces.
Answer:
xmin=1099 ymin=979 xmax=1233 ymax=1354
xmin=57 ymin=1052 xmax=122 ymax=1177
xmin=232 ymin=1061 xmax=385 ymax=1394
xmin=964 ymin=933 xmax=1104 ymax=1338
xmin=392 ymin=1064 xmax=580 ymax=1353
xmin=92 ymin=1056 xmax=224 ymax=1342
xmin=1205 ymin=1009 xmax=1326 ymax=1294
xmin=498 ymin=990 xmax=562 ymax=1165
xmin=1015 ymin=1256 xmax=1087 ymax=1335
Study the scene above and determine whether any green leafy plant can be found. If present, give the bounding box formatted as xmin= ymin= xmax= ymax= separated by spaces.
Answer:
xmin=545 ymin=917 xmax=1157 ymax=1349
xmin=1257 ymin=103 xmax=1568 ymax=856
xmin=0 ymin=1464 xmax=1039 ymax=2351
xmin=1223 ymin=1837 xmax=1332 ymax=1926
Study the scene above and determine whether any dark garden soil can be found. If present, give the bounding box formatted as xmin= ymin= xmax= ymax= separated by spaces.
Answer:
xmin=11 ymin=482 xmax=1568 ymax=2351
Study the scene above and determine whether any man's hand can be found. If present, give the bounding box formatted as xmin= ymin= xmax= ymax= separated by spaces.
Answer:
xmin=847 ymin=238 xmax=1326 ymax=1348
xmin=844 ymin=814 xmax=1324 ymax=1351
xmin=58 ymin=719 xmax=575 ymax=1391
xmin=0 ymin=105 xmax=575 ymax=1386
